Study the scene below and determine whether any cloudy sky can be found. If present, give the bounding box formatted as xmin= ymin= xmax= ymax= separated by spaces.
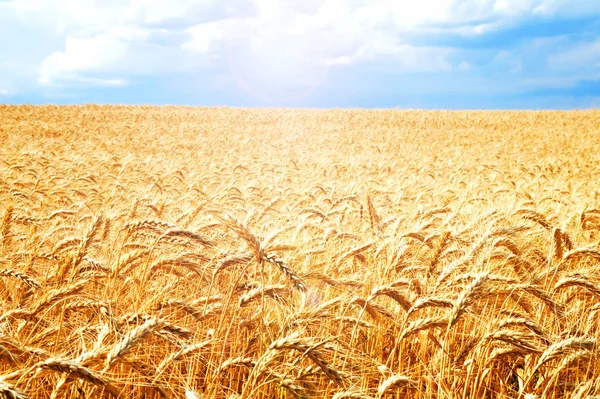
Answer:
xmin=1 ymin=0 xmax=599 ymax=108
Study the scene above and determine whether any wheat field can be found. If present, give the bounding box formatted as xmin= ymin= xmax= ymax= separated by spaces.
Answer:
xmin=0 ymin=105 xmax=600 ymax=399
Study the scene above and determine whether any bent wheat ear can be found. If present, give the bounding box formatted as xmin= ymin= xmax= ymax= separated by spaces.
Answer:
xmin=514 ymin=209 xmax=551 ymax=230
xmin=366 ymin=192 xmax=381 ymax=232
xmin=370 ymin=286 xmax=412 ymax=312
xmin=161 ymin=228 xmax=213 ymax=247
xmin=449 ymin=273 xmax=489 ymax=326
xmin=220 ymin=215 xmax=263 ymax=260
xmin=264 ymin=254 xmax=306 ymax=292
xmin=38 ymin=358 xmax=120 ymax=397
xmin=400 ymin=317 xmax=448 ymax=340
xmin=407 ymin=297 xmax=452 ymax=317
xmin=105 ymin=317 xmax=162 ymax=369
xmin=0 ymin=269 xmax=40 ymax=289
xmin=554 ymin=276 xmax=600 ymax=298
xmin=219 ymin=357 xmax=257 ymax=372
xmin=239 ymin=284 xmax=289 ymax=306
xmin=534 ymin=337 xmax=596 ymax=371
xmin=377 ymin=375 xmax=415 ymax=397
xmin=0 ymin=378 xmax=27 ymax=399
xmin=522 ymin=337 xmax=597 ymax=391
xmin=32 ymin=280 xmax=87 ymax=314
xmin=1 ymin=206 xmax=14 ymax=253
xmin=156 ymin=339 xmax=213 ymax=374
xmin=560 ymin=248 xmax=600 ymax=265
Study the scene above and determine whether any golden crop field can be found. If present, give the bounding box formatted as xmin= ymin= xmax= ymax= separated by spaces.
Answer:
xmin=1 ymin=105 xmax=600 ymax=399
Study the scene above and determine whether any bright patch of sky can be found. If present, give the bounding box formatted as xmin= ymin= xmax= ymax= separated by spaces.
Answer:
xmin=0 ymin=0 xmax=599 ymax=108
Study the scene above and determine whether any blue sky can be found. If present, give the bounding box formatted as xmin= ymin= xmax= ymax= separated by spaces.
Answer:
xmin=1 ymin=0 xmax=599 ymax=108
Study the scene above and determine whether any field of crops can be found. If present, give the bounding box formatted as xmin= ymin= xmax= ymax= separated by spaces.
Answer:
xmin=1 ymin=106 xmax=600 ymax=399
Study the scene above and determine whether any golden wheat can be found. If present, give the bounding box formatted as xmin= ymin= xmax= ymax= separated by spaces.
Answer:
xmin=0 ymin=106 xmax=599 ymax=398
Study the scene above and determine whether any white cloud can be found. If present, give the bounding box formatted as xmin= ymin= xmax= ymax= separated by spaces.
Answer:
xmin=185 ymin=1 xmax=457 ymax=68
xmin=548 ymin=39 xmax=600 ymax=71
xmin=40 ymin=35 xmax=127 ymax=83
xmin=0 ymin=89 xmax=9 ymax=96
xmin=531 ymin=0 xmax=600 ymax=18
xmin=184 ymin=19 xmax=241 ymax=54
xmin=181 ymin=1 xmax=462 ymax=101
xmin=8 ymin=0 xmax=484 ymax=85
xmin=38 ymin=25 xmax=213 ymax=86
xmin=182 ymin=0 xmax=597 ymax=74
xmin=2 ymin=0 xmax=600 ymax=99
xmin=40 ymin=75 xmax=128 ymax=88
xmin=2 ymin=0 xmax=222 ymax=30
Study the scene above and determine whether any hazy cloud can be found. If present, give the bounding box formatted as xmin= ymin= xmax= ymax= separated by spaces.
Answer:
xmin=0 ymin=0 xmax=599 ymax=106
